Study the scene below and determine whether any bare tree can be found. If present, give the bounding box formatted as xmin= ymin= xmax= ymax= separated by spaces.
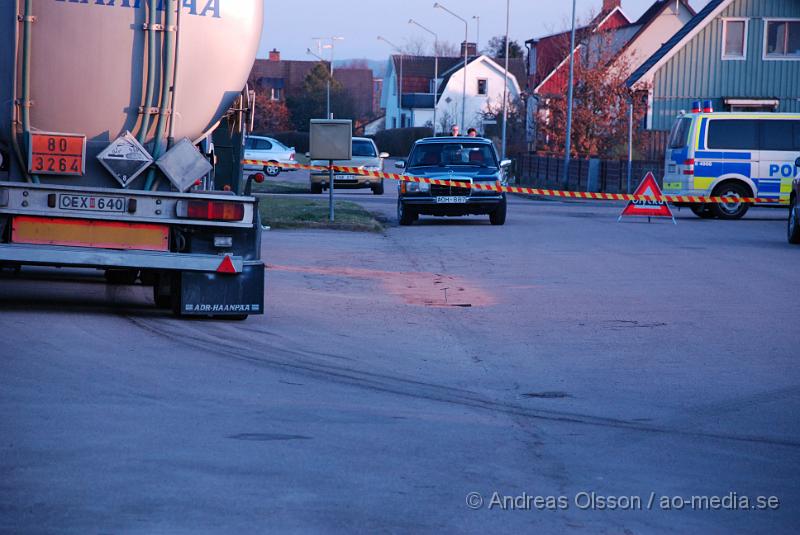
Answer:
xmin=433 ymin=40 xmax=460 ymax=57
xmin=402 ymin=35 xmax=430 ymax=56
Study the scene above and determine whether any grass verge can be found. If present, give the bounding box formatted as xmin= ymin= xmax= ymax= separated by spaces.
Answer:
xmin=252 ymin=180 xmax=310 ymax=194
xmin=258 ymin=196 xmax=385 ymax=232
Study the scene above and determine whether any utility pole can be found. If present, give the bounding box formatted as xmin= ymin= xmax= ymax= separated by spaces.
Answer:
xmin=562 ymin=0 xmax=577 ymax=189
xmin=501 ymin=0 xmax=510 ymax=159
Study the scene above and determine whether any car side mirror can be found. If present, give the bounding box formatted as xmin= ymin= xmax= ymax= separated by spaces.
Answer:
xmin=395 ymin=161 xmax=405 ymax=169
xmin=379 ymin=152 xmax=389 ymax=159
xmin=795 ymin=156 xmax=800 ymax=168
xmin=500 ymin=159 xmax=512 ymax=168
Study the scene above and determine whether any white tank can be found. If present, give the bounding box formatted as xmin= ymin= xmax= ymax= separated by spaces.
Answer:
xmin=25 ymin=0 xmax=263 ymax=144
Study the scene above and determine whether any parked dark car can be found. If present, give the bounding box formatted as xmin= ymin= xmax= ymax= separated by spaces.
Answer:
xmin=789 ymin=156 xmax=800 ymax=244
xmin=395 ymin=137 xmax=510 ymax=226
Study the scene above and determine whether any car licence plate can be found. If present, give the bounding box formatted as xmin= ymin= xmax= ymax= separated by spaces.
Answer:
xmin=435 ymin=196 xmax=468 ymax=204
xmin=336 ymin=175 xmax=357 ymax=181
xmin=58 ymin=193 xmax=126 ymax=212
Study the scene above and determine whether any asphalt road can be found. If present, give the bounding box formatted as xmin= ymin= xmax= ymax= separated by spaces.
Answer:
xmin=1 ymin=170 xmax=798 ymax=534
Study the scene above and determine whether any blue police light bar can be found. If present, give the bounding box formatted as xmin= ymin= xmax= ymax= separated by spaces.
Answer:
xmin=691 ymin=100 xmax=701 ymax=113
xmin=702 ymin=100 xmax=713 ymax=113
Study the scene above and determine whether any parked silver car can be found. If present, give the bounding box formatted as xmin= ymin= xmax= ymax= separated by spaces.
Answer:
xmin=244 ymin=135 xmax=297 ymax=177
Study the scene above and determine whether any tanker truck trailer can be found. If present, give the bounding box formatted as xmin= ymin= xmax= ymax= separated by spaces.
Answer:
xmin=0 ymin=0 xmax=265 ymax=319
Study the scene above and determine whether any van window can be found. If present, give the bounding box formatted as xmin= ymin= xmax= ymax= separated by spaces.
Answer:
xmin=668 ymin=117 xmax=692 ymax=149
xmin=760 ymin=120 xmax=800 ymax=151
xmin=707 ymin=120 xmax=758 ymax=150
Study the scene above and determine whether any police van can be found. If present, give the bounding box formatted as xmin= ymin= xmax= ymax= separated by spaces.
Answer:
xmin=663 ymin=101 xmax=800 ymax=219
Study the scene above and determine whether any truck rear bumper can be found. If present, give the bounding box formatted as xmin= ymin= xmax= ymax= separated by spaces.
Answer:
xmin=0 ymin=242 xmax=257 ymax=272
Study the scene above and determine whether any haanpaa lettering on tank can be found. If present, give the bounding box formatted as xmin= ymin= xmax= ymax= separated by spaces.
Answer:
xmin=54 ymin=0 xmax=221 ymax=18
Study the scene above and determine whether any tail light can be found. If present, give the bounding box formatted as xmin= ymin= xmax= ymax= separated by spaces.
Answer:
xmin=177 ymin=200 xmax=245 ymax=221
xmin=683 ymin=158 xmax=695 ymax=176
xmin=290 ymin=152 xmax=295 ymax=160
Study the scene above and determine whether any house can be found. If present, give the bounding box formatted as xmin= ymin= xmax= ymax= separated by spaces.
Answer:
xmin=526 ymin=0 xmax=631 ymax=97
xmin=249 ymin=49 xmax=377 ymax=124
xmin=523 ymin=0 xmax=695 ymax=148
xmin=381 ymin=44 xmax=525 ymax=134
xmin=627 ymin=0 xmax=800 ymax=131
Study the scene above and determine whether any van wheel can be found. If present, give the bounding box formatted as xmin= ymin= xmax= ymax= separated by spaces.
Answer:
xmin=690 ymin=204 xmax=715 ymax=219
xmin=310 ymin=182 xmax=323 ymax=194
xmin=710 ymin=182 xmax=750 ymax=220
xmin=789 ymin=196 xmax=800 ymax=244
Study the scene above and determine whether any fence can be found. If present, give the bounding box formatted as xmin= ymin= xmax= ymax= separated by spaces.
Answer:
xmin=514 ymin=153 xmax=665 ymax=194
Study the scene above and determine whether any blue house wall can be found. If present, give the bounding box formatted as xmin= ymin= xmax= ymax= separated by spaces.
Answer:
xmin=648 ymin=0 xmax=800 ymax=130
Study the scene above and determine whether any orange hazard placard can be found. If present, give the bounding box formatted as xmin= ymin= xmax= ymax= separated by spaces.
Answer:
xmin=28 ymin=132 xmax=86 ymax=176
xmin=618 ymin=172 xmax=675 ymax=223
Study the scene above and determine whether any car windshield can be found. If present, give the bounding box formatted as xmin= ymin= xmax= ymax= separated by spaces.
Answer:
xmin=408 ymin=142 xmax=498 ymax=168
xmin=353 ymin=139 xmax=377 ymax=157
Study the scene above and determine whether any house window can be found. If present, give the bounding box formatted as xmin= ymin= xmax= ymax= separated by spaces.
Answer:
xmin=722 ymin=19 xmax=747 ymax=60
xmin=477 ymin=79 xmax=488 ymax=96
xmin=764 ymin=19 xmax=800 ymax=59
xmin=270 ymin=88 xmax=283 ymax=101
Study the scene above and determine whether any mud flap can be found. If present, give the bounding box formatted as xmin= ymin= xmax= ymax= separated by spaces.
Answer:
xmin=179 ymin=262 xmax=265 ymax=316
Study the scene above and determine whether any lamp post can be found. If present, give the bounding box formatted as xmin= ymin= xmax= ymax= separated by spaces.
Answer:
xmin=434 ymin=2 xmax=468 ymax=131
xmin=306 ymin=48 xmax=331 ymax=119
xmin=312 ymin=36 xmax=344 ymax=118
xmin=562 ymin=0 xmax=577 ymax=189
xmin=501 ymin=0 xmax=510 ymax=159
xmin=409 ymin=19 xmax=439 ymax=134
xmin=472 ymin=15 xmax=480 ymax=53
xmin=378 ymin=36 xmax=403 ymax=129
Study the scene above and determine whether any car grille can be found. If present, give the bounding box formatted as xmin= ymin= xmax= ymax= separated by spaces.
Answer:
xmin=431 ymin=180 xmax=471 ymax=197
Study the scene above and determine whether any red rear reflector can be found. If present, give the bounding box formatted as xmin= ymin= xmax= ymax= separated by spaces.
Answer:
xmin=185 ymin=201 xmax=245 ymax=221
xmin=217 ymin=254 xmax=238 ymax=273
xmin=684 ymin=159 xmax=695 ymax=166
xmin=683 ymin=170 xmax=694 ymax=175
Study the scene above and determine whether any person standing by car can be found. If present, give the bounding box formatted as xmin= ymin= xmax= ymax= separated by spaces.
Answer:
xmin=450 ymin=125 xmax=460 ymax=136
xmin=467 ymin=128 xmax=478 ymax=137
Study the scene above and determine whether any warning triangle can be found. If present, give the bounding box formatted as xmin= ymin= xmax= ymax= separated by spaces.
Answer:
xmin=619 ymin=172 xmax=675 ymax=220
xmin=216 ymin=255 xmax=238 ymax=274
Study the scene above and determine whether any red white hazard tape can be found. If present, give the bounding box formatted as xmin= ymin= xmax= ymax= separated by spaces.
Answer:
xmin=241 ymin=159 xmax=786 ymax=205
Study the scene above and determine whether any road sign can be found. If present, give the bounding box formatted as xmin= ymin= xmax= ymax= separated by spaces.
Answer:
xmin=618 ymin=172 xmax=675 ymax=224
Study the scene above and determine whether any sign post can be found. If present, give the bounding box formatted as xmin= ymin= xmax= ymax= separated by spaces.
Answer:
xmin=618 ymin=172 xmax=676 ymax=224
xmin=309 ymin=119 xmax=352 ymax=222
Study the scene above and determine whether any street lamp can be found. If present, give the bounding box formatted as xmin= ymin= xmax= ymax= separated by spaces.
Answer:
xmin=312 ymin=36 xmax=344 ymax=118
xmin=409 ymin=18 xmax=439 ymax=134
xmin=472 ymin=15 xmax=480 ymax=53
xmin=306 ymin=48 xmax=331 ymax=120
xmin=562 ymin=0 xmax=577 ymax=189
xmin=433 ymin=2 xmax=468 ymax=132
xmin=378 ymin=35 xmax=403 ymax=129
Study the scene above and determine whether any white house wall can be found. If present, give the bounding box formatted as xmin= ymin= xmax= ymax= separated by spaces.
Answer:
xmin=436 ymin=56 xmax=521 ymax=132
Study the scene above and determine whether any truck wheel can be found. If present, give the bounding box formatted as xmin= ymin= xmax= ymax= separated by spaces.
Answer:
xmin=398 ymin=200 xmax=416 ymax=226
xmin=104 ymin=268 xmax=139 ymax=285
xmin=310 ymin=182 xmax=323 ymax=194
xmin=789 ymin=196 xmax=800 ymax=244
xmin=372 ymin=181 xmax=384 ymax=195
xmin=710 ymin=182 xmax=750 ymax=220
xmin=489 ymin=196 xmax=507 ymax=225
xmin=264 ymin=162 xmax=281 ymax=177
xmin=690 ymin=204 xmax=715 ymax=219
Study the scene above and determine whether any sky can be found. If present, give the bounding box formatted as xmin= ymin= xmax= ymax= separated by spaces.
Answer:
xmin=259 ymin=0 xmax=713 ymax=62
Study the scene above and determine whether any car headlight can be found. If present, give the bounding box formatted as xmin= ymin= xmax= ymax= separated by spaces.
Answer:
xmin=363 ymin=165 xmax=382 ymax=172
xmin=406 ymin=181 xmax=430 ymax=193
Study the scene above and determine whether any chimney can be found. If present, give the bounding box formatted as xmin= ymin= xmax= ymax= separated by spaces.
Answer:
xmin=602 ymin=0 xmax=620 ymax=13
xmin=269 ymin=48 xmax=280 ymax=62
xmin=460 ymin=41 xmax=478 ymax=57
